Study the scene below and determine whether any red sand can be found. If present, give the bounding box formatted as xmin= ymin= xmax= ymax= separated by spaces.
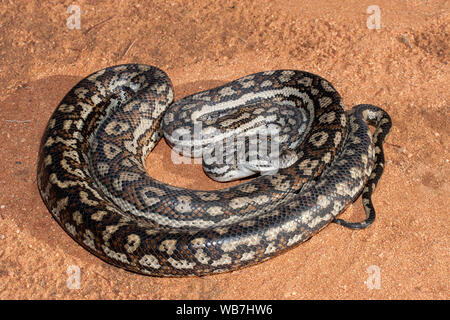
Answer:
xmin=0 ymin=0 xmax=448 ymax=299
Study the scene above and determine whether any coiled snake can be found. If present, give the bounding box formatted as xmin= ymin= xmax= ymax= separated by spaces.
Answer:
xmin=37 ymin=64 xmax=391 ymax=276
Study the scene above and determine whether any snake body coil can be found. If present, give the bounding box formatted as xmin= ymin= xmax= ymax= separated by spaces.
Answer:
xmin=37 ymin=64 xmax=391 ymax=276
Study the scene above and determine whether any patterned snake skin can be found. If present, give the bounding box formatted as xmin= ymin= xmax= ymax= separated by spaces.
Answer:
xmin=37 ymin=64 xmax=391 ymax=276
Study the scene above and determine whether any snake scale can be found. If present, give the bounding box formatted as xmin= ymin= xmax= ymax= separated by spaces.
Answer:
xmin=37 ymin=64 xmax=391 ymax=276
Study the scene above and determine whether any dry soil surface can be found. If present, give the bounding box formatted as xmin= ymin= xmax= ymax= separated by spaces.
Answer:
xmin=0 ymin=0 xmax=448 ymax=299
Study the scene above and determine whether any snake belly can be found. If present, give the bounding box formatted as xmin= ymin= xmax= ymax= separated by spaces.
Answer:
xmin=36 ymin=64 xmax=391 ymax=276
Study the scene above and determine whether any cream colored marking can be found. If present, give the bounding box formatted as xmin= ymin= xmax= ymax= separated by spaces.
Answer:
xmin=175 ymin=196 xmax=192 ymax=213
xmin=308 ymin=213 xmax=333 ymax=229
xmin=264 ymin=225 xmax=282 ymax=241
xmin=241 ymin=79 xmax=255 ymax=88
xmin=213 ymin=227 xmax=229 ymax=235
xmin=60 ymin=159 xmax=85 ymax=179
xmin=159 ymin=239 xmax=177 ymax=255
xmin=345 ymin=148 xmax=355 ymax=156
xmin=309 ymin=131 xmax=328 ymax=147
xmin=351 ymin=120 xmax=359 ymax=131
xmin=139 ymin=255 xmax=161 ymax=269
xmin=141 ymin=185 xmax=166 ymax=197
xmin=103 ymin=143 xmax=121 ymax=160
xmin=87 ymin=68 xmax=106 ymax=80
xmin=102 ymin=217 xmax=131 ymax=243
xmin=48 ymin=118 xmax=56 ymax=129
xmin=39 ymin=179 xmax=51 ymax=202
xmin=63 ymin=120 xmax=72 ymax=131
xmin=211 ymin=254 xmax=232 ymax=267
xmin=191 ymin=238 xmax=210 ymax=264
xmin=90 ymin=94 xmax=103 ymax=105
xmin=120 ymin=158 xmax=133 ymax=167
xmin=206 ymin=206 xmax=224 ymax=216
xmin=198 ymin=192 xmax=220 ymax=201
xmin=239 ymin=184 xmax=258 ymax=193
xmin=298 ymin=159 xmax=319 ymax=174
xmin=260 ymin=80 xmax=273 ymax=87
xmin=156 ymin=83 xmax=167 ymax=94
xmin=122 ymin=99 xmax=140 ymax=112
xmin=287 ymin=234 xmax=304 ymax=246
xmin=123 ymin=118 xmax=154 ymax=154
xmin=299 ymin=209 xmax=313 ymax=225
xmin=352 ymin=136 xmax=361 ymax=144
xmin=279 ymin=70 xmax=295 ymax=82
xmin=340 ymin=114 xmax=347 ymax=126
xmin=321 ymin=80 xmax=335 ymax=92
xmin=44 ymin=155 xmax=52 ymax=166
xmin=96 ymin=162 xmax=110 ymax=177
xmin=45 ymin=136 xmax=77 ymax=148
xmin=269 ymin=174 xmax=291 ymax=191
xmin=91 ymin=210 xmax=108 ymax=221
xmin=168 ymin=258 xmax=195 ymax=269
xmin=241 ymin=251 xmax=256 ymax=261
xmin=350 ymin=167 xmax=361 ymax=179
xmin=221 ymin=235 xmax=261 ymax=252
xmin=58 ymin=104 xmax=75 ymax=113
xmin=83 ymin=230 xmax=96 ymax=250
xmin=125 ymin=234 xmax=141 ymax=253
xmin=239 ymin=220 xmax=256 ymax=228
xmin=334 ymin=131 xmax=342 ymax=146
xmin=65 ymin=223 xmax=77 ymax=236
xmin=80 ymin=190 xmax=98 ymax=206
xmin=380 ymin=117 xmax=390 ymax=125
xmin=319 ymin=111 xmax=336 ymax=124
xmin=113 ymin=171 xmax=141 ymax=192
xmin=322 ymin=152 xmax=332 ymax=164
xmin=229 ymin=195 xmax=270 ymax=209
xmin=282 ymin=220 xmax=298 ymax=233
xmin=72 ymin=211 xmax=83 ymax=225
xmin=317 ymin=194 xmax=331 ymax=208
xmin=264 ymin=242 xmax=277 ymax=254
xmin=297 ymin=77 xmax=312 ymax=87
xmin=319 ymin=96 xmax=332 ymax=108
xmin=145 ymin=229 xmax=160 ymax=236
xmin=361 ymin=154 xmax=368 ymax=166
xmin=218 ymin=86 xmax=236 ymax=96
xmin=52 ymin=197 xmax=69 ymax=220
xmin=192 ymin=92 xmax=212 ymax=101
xmin=78 ymin=102 xmax=94 ymax=120
xmin=105 ymin=120 xmax=130 ymax=135
xmin=102 ymin=245 xmax=130 ymax=264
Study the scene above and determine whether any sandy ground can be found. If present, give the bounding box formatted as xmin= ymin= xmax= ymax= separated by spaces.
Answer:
xmin=0 ymin=0 xmax=448 ymax=299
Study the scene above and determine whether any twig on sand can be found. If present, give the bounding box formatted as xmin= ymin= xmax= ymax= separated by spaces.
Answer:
xmin=83 ymin=17 xmax=113 ymax=35
xmin=121 ymin=39 xmax=137 ymax=58
xmin=4 ymin=119 xmax=31 ymax=123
